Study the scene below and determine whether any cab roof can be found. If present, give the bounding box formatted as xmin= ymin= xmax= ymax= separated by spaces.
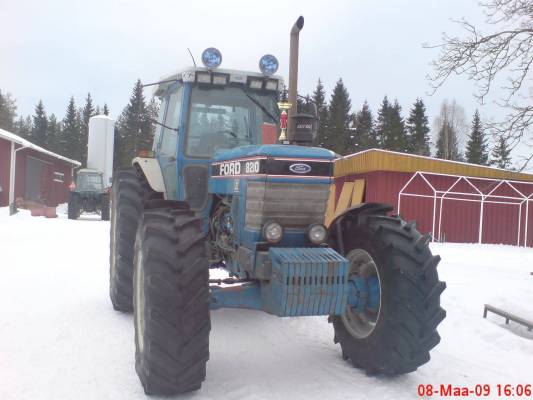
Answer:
xmin=153 ymin=66 xmax=284 ymax=97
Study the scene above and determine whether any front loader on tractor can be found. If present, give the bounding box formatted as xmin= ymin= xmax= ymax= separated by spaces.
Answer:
xmin=109 ymin=16 xmax=446 ymax=395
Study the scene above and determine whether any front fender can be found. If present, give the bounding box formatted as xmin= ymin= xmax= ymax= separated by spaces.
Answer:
xmin=132 ymin=157 xmax=166 ymax=194
xmin=328 ymin=202 xmax=393 ymax=254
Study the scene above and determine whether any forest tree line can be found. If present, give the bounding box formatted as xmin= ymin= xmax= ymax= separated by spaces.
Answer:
xmin=309 ymin=78 xmax=513 ymax=169
xmin=0 ymin=78 xmax=514 ymax=170
xmin=0 ymin=80 xmax=158 ymax=169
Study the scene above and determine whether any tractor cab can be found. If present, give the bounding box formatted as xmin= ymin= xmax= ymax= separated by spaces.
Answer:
xmin=75 ymin=169 xmax=105 ymax=192
xmin=151 ymin=65 xmax=288 ymax=209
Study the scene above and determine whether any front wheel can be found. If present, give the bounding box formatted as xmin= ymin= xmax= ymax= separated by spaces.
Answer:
xmin=134 ymin=208 xmax=210 ymax=395
xmin=331 ymin=211 xmax=446 ymax=375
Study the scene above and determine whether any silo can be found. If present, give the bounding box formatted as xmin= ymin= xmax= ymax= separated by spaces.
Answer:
xmin=87 ymin=115 xmax=115 ymax=187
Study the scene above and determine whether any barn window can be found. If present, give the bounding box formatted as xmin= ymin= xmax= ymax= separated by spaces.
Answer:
xmin=53 ymin=172 xmax=65 ymax=183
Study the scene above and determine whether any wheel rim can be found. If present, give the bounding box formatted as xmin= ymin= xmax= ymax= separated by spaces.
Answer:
xmin=341 ymin=249 xmax=382 ymax=339
xmin=134 ymin=248 xmax=146 ymax=353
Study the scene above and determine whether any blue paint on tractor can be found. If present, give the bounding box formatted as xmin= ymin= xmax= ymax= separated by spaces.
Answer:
xmin=149 ymin=78 xmax=354 ymax=318
xmin=346 ymin=275 xmax=380 ymax=314
xmin=212 ymin=144 xmax=336 ymax=162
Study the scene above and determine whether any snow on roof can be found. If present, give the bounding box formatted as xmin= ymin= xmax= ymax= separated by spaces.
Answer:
xmin=0 ymin=128 xmax=81 ymax=166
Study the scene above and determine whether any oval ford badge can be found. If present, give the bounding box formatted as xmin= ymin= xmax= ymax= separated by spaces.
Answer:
xmin=289 ymin=163 xmax=312 ymax=174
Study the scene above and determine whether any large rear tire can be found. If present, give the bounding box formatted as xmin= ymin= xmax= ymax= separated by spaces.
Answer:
xmin=134 ymin=208 xmax=210 ymax=395
xmin=101 ymin=194 xmax=110 ymax=221
xmin=109 ymin=167 xmax=161 ymax=312
xmin=67 ymin=193 xmax=79 ymax=220
xmin=330 ymin=211 xmax=446 ymax=375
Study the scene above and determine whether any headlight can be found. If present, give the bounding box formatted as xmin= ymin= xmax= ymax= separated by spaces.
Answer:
xmin=262 ymin=221 xmax=283 ymax=243
xmin=307 ymin=224 xmax=327 ymax=244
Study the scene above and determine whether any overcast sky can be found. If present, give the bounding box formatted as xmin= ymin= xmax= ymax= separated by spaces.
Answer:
xmin=1 ymin=0 xmax=510 ymax=149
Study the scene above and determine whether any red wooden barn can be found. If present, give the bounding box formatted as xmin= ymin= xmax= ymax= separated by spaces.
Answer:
xmin=328 ymin=149 xmax=533 ymax=247
xmin=0 ymin=128 xmax=81 ymax=208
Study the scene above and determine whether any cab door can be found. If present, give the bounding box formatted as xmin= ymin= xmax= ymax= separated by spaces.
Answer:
xmin=156 ymin=84 xmax=184 ymax=199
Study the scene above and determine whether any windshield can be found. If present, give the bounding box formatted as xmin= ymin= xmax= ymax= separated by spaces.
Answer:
xmin=77 ymin=173 xmax=104 ymax=191
xmin=186 ymin=85 xmax=278 ymax=158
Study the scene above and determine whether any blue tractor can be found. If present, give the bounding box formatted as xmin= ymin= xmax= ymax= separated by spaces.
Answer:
xmin=109 ymin=17 xmax=446 ymax=396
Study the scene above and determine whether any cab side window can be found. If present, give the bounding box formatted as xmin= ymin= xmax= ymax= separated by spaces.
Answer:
xmin=160 ymin=87 xmax=183 ymax=157
xmin=152 ymin=98 xmax=167 ymax=152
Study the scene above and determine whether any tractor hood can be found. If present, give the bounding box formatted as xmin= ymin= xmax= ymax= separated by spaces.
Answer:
xmin=211 ymin=145 xmax=335 ymax=180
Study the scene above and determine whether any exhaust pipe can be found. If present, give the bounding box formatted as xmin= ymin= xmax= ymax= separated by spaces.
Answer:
xmin=287 ymin=16 xmax=304 ymax=143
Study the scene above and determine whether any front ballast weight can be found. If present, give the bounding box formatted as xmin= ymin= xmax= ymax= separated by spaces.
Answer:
xmin=209 ymin=247 xmax=379 ymax=318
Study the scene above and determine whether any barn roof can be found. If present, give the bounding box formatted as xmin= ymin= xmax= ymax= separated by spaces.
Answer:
xmin=0 ymin=128 xmax=81 ymax=166
xmin=334 ymin=148 xmax=533 ymax=182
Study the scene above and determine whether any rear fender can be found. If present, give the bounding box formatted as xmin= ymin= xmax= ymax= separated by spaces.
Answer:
xmin=328 ymin=202 xmax=393 ymax=255
xmin=132 ymin=157 xmax=165 ymax=194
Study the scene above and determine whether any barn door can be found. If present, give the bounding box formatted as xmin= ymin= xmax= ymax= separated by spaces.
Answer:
xmin=25 ymin=157 xmax=43 ymax=201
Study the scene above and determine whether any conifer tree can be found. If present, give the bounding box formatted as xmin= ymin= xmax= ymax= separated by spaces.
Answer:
xmin=312 ymin=79 xmax=329 ymax=148
xmin=16 ymin=116 xmax=32 ymax=139
xmin=326 ymin=78 xmax=352 ymax=155
xmin=103 ymin=103 xmax=110 ymax=116
xmin=81 ymin=93 xmax=95 ymax=166
xmin=47 ymin=114 xmax=61 ymax=153
xmin=375 ymin=96 xmax=390 ymax=148
xmin=376 ymin=97 xmax=408 ymax=152
xmin=490 ymin=133 xmax=512 ymax=169
xmin=406 ymin=98 xmax=430 ymax=156
xmin=386 ymin=100 xmax=407 ymax=151
xmin=31 ymin=100 xmax=48 ymax=147
xmin=60 ymin=97 xmax=81 ymax=160
xmin=116 ymin=80 xmax=154 ymax=166
xmin=353 ymin=101 xmax=377 ymax=151
xmin=0 ymin=90 xmax=17 ymax=131
xmin=465 ymin=110 xmax=488 ymax=165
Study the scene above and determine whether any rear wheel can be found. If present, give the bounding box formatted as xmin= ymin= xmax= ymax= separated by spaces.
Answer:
xmin=331 ymin=211 xmax=446 ymax=375
xmin=109 ymin=167 xmax=161 ymax=312
xmin=67 ymin=193 xmax=79 ymax=220
xmin=134 ymin=208 xmax=210 ymax=395
xmin=101 ymin=194 xmax=110 ymax=221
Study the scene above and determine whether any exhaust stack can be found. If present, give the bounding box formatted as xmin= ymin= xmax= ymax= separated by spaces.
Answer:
xmin=287 ymin=16 xmax=304 ymax=143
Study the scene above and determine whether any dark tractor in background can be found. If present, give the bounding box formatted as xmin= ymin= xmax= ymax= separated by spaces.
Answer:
xmin=68 ymin=169 xmax=110 ymax=220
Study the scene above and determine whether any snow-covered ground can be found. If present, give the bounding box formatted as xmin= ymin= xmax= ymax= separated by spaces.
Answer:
xmin=0 ymin=207 xmax=532 ymax=400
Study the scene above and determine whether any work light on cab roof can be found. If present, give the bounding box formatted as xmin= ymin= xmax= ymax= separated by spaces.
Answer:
xmin=259 ymin=54 xmax=279 ymax=75
xmin=201 ymin=47 xmax=222 ymax=68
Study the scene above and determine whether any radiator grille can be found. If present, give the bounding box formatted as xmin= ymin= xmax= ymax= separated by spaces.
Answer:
xmin=245 ymin=182 xmax=329 ymax=230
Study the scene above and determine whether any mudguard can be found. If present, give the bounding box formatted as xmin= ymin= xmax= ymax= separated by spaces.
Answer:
xmin=132 ymin=157 xmax=165 ymax=194
xmin=328 ymin=202 xmax=393 ymax=254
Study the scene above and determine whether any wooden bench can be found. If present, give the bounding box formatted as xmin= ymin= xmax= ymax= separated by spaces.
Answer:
xmin=483 ymin=304 xmax=533 ymax=332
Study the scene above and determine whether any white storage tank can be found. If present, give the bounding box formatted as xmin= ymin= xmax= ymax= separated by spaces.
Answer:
xmin=87 ymin=115 xmax=115 ymax=187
